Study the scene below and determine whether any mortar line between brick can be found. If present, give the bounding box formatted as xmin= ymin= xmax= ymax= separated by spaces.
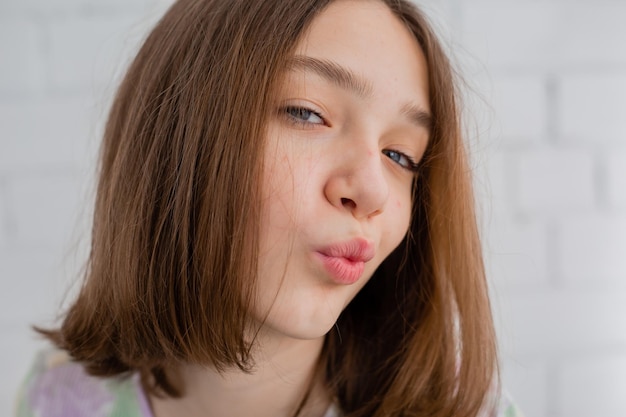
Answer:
xmin=545 ymin=358 xmax=560 ymax=417
xmin=545 ymin=218 xmax=560 ymax=289
xmin=594 ymin=150 xmax=608 ymax=212
xmin=34 ymin=13 xmax=53 ymax=98
xmin=545 ymin=74 xmax=559 ymax=144
xmin=0 ymin=176 xmax=14 ymax=246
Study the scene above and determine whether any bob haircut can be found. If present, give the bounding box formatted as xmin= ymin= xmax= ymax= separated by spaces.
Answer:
xmin=41 ymin=0 xmax=498 ymax=416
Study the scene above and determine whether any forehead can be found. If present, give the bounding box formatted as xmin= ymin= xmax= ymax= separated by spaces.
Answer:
xmin=291 ymin=0 xmax=429 ymax=111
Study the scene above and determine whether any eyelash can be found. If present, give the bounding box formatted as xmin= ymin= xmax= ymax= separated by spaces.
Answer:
xmin=282 ymin=105 xmax=326 ymax=127
xmin=382 ymin=149 xmax=421 ymax=173
xmin=281 ymin=105 xmax=421 ymax=173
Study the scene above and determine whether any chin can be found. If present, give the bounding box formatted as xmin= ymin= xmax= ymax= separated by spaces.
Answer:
xmin=257 ymin=295 xmax=347 ymax=342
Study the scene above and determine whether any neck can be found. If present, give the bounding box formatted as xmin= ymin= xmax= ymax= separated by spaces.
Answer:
xmin=148 ymin=334 xmax=330 ymax=417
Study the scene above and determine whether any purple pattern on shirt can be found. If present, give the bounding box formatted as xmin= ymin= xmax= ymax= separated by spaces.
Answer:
xmin=27 ymin=361 xmax=113 ymax=417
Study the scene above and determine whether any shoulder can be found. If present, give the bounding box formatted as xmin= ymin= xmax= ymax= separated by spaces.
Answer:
xmin=15 ymin=349 xmax=151 ymax=417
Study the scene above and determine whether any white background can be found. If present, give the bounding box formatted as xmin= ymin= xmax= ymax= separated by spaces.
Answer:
xmin=1 ymin=0 xmax=625 ymax=416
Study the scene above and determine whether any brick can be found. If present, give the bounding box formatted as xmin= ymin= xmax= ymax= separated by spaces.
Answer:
xmin=0 ymin=247 xmax=82 ymax=325
xmin=558 ymin=355 xmax=626 ymax=417
xmin=5 ymin=174 xmax=92 ymax=248
xmin=500 ymin=359 xmax=548 ymax=417
xmin=558 ymin=215 xmax=626 ymax=284
xmin=498 ymin=290 xmax=626 ymax=356
xmin=461 ymin=2 xmax=626 ymax=70
xmin=0 ymin=19 xmax=44 ymax=94
xmin=607 ymin=151 xmax=626 ymax=208
xmin=47 ymin=15 xmax=144 ymax=92
xmin=474 ymin=149 xmax=512 ymax=216
xmin=559 ymin=75 xmax=626 ymax=143
xmin=474 ymin=151 xmax=505 ymax=281
xmin=485 ymin=75 xmax=547 ymax=143
xmin=0 ymin=183 xmax=8 ymax=250
xmin=0 ymin=96 xmax=98 ymax=173
xmin=484 ymin=215 xmax=548 ymax=289
xmin=517 ymin=149 xmax=595 ymax=213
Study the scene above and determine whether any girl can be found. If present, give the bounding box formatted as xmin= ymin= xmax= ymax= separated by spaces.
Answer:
xmin=17 ymin=0 xmax=523 ymax=416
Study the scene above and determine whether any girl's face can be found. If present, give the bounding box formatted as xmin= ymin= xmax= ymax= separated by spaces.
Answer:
xmin=255 ymin=0 xmax=430 ymax=341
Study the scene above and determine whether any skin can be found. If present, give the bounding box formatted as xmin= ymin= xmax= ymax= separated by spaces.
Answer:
xmin=150 ymin=1 xmax=430 ymax=416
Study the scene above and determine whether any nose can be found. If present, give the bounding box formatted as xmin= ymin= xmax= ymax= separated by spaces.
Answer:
xmin=324 ymin=147 xmax=389 ymax=219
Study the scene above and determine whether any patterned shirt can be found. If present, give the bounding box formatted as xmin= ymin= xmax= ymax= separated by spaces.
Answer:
xmin=16 ymin=350 xmax=523 ymax=417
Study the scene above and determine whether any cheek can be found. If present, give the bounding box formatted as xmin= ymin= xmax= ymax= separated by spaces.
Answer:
xmin=262 ymin=130 xmax=313 ymax=195
xmin=260 ymin=146 xmax=316 ymax=240
xmin=395 ymin=196 xmax=412 ymax=228
xmin=383 ymin=193 xmax=413 ymax=249
xmin=393 ymin=178 xmax=413 ymax=222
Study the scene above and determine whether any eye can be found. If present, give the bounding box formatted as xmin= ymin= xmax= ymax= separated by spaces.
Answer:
xmin=382 ymin=149 xmax=420 ymax=173
xmin=282 ymin=106 xmax=325 ymax=126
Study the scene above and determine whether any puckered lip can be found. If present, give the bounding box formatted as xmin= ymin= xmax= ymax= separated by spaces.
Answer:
xmin=316 ymin=237 xmax=375 ymax=263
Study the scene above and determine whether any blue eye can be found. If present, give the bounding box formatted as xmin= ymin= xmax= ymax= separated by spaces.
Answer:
xmin=383 ymin=149 xmax=419 ymax=172
xmin=283 ymin=106 xmax=325 ymax=125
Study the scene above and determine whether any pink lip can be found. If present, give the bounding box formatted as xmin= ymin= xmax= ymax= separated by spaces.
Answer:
xmin=315 ymin=238 xmax=375 ymax=285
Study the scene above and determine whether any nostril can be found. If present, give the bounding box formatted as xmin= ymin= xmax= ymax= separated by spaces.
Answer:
xmin=341 ymin=197 xmax=356 ymax=209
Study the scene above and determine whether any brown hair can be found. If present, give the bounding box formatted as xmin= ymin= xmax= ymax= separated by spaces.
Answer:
xmin=41 ymin=0 xmax=498 ymax=416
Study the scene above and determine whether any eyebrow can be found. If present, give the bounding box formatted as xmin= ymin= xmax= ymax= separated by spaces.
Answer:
xmin=400 ymin=102 xmax=432 ymax=133
xmin=287 ymin=55 xmax=374 ymax=98
xmin=286 ymin=55 xmax=432 ymax=133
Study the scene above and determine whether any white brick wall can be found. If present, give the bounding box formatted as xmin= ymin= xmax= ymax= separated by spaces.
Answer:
xmin=47 ymin=15 xmax=141 ymax=92
xmin=559 ymin=75 xmax=626 ymax=144
xmin=480 ymin=75 xmax=547 ymax=143
xmin=0 ymin=97 xmax=97 ymax=172
xmin=0 ymin=19 xmax=44 ymax=94
xmin=1 ymin=1 xmax=625 ymax=417
xmin=517 ymin=148 xmax=596 ymax=213
xmin=456 ymin=1 xmax=626 ymax=416
xmin=0 ymin=181 xmax=9 ymax=251
xmin=461 ymin=2 xmax=626 ymax=70
xmin=558 ymin=215 xmax=626 ymax=285
xmin=607 ymin=151 xmax=626 ymax=209
xmin=558 ymin=355 xmax=626 ymax=417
